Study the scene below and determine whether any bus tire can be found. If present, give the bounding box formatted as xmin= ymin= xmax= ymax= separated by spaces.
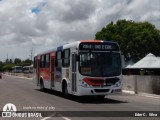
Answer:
xmin=62 ymin=81 xmax=69 ymax=98
xmin=40 ymin=79 xmax=45 ymax=91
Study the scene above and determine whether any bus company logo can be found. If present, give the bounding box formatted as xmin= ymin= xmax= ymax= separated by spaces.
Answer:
xmin=2 ymin=103 xmax=17 ymax=117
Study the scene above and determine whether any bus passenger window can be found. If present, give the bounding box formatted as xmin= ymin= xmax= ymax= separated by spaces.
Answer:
xmin=63 ymin=49 xmax=70 ymax=67
xmin=56 ymin=51 xmax=62 ymax=67
xmin=40 ymin=55 xmax=45 ymax=68
xmin=45 ymin=54 xmax=50 ymax=68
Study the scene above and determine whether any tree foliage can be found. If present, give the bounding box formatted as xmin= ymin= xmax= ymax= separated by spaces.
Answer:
xmin=14 ymin=58 xmax=22 ymax=64
xmin=2 ymin=64 xmax=14 ymax=71
xmin=95 ymin=20 xmax=160 ymax=61
xmin=23 ymin=59 xmax=32 ymax=65
xmin=0 ymin=58 xmax=33 ymax=71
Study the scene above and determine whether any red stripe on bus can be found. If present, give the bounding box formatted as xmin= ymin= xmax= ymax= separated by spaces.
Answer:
xmin=83 ymin=77 xmax=104 ymax=86
xmin=80 ymin=40 xmax=102 ymax=43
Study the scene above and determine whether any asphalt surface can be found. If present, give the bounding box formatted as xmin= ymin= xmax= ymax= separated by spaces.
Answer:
xmin=0 ymin=74 xmax=160 ymax=120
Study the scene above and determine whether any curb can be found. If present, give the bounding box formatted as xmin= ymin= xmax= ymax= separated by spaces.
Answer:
xmin=122 ymin=90 xmax=135 ymax=94
xmin=4 ymin=74 xmax=32 ymax=80
xmin=122 ymin=90 xmax=160 ymax=99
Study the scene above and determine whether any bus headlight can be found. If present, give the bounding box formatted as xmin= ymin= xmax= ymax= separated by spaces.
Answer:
xmin=115 ymin=81 xmax=121 ymax=87
xmin=81 ymin=81 xmax=90 ymax=87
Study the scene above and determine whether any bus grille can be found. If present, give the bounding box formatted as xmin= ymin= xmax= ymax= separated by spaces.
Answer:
xmin=83 ymin=78 xmax=104 ymax=86
xmin=94 ymin=89 xmax=109 ymax=93
xmin=105 ymin=78 xmax=119 ymax=86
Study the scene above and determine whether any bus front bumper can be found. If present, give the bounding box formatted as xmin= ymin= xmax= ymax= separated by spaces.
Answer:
xmin=76 ymin=85 xmax=121 ymax=96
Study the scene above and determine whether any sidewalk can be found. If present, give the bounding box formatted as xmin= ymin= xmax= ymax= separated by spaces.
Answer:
xmin=122 ymin=90 xmax=160 ymax=99
xmin=5 ymin=72 xmax=33 ymax=79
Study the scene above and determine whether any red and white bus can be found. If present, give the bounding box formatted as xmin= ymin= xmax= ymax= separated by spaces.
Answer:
xmin=33 ymin=40 xmax=122 ymax=98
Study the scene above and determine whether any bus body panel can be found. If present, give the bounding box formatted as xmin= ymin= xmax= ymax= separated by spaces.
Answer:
xmin=23 ymin=65 xmax=33 ymax=73
xmin=12 ymin=66 xmax=23 ymax=73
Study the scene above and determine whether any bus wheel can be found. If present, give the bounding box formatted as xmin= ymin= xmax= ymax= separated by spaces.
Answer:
xmin=62 ymin=82 xmax=69 ymax=98
xmin=40 ymin=79 xmax=44 ymax=91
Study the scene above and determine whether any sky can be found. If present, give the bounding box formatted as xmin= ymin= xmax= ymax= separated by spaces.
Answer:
xmin=0 ymin=0 xmax=159 ymax=61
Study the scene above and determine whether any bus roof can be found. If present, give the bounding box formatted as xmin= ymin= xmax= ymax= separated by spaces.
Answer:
xmin=80 ymin=40 xmax=103 ymax=43
xmin=80 ymin=40 xmax=118 ymax=44
xmin=35 ymin=40 xmax=119 ymax=56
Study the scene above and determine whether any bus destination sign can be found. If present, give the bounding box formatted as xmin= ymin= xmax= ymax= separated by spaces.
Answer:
xmin=79 ymin=42 xmax=119 ymax=51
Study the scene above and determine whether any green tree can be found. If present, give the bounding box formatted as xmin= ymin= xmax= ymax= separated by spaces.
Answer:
xmin=95 ymin=20 xmax=160 ymax=62
xmin=2 ymin=64 xmax=14 ymax=71
xmin=10 ymin=59 xmax=13 ymax=63
xmin=23 ymin=59 xmax=32 ymax=64
xmin=5 ymin=59 xmax=9 ymax=63
xmin=20 ymin=59 xmax=33 ymax=66
xmin=14 ymin=58 xmax=22 ymax=64
xmin=0 ymin=62 xmax=4 ymax=71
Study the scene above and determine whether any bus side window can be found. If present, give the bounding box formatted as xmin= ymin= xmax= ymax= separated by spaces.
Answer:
xmin=62 ymin=49 xmax=70 ymax=67
xmin=45 ymin=54 xmax=50 ymax=68
xmin=55 ymin=51 xmax=62 ymax=67
xmin=40 ymin=55 xmax=44 ymax=68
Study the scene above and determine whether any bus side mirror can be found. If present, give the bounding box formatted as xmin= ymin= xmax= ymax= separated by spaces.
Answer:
xmin=76 ymin=55 xmax=80 ymax=61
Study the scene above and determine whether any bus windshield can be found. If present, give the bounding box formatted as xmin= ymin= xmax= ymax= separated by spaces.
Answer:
xmin=79 ymin=52 xmax=121 ymax=77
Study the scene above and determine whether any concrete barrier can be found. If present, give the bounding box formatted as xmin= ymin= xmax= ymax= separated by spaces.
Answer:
xmin=123 ymin=75 xmax=160 ymax=95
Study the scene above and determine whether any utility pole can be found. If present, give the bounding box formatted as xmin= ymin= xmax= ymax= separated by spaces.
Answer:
xmin=6 ymin=53 xmax=9 ymax=63
xmin=7 ymin=53 xmax=8 ymax=60
xmin=30 ymin=47 xmax=33 ymax=63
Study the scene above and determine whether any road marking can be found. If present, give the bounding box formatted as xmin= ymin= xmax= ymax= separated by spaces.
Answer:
xmin=41 ymin=113 xmax=71 ymax=120
xmin=58 ymin=114 xmax=71 ymax=120
xmin=41 ymin=117 xmax=51 ymax=120
xmin=61 ymin=116 xmax=71 ymax=120
xmin=41 ymin=113 xmax=56 ymax=120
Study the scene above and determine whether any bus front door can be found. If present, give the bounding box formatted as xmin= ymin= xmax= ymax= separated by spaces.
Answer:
xmin=37 ymin=59 xmax=40 ymax=86
xmin=71 ymin=53 xmax=77 ymax=92
xmin=51 ymin=57 xmax=55 ymax=88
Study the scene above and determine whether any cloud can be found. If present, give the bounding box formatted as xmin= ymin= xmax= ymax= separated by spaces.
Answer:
xmin=0 ymin=0 xmax=159 ymax=61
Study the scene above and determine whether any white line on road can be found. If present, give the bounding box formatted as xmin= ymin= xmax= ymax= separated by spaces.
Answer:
xmin=40 ymin=113 xmax=71 ymax=120
xmin=59 ymin=114 xmax=71 ymax=120
xmin=41 ymin=117 xmax=52 ymax=120
xmin=41 ymin=113 xmax=56 ymax=120
xmin=61 ymin=116 xmax=71 ymax=120
xmin=62 ymin=117 xmax=71 ymax=120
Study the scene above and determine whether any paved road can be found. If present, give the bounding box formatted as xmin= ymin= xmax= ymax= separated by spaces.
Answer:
xmin=0 ymin=74 xmax=159 ymax=120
